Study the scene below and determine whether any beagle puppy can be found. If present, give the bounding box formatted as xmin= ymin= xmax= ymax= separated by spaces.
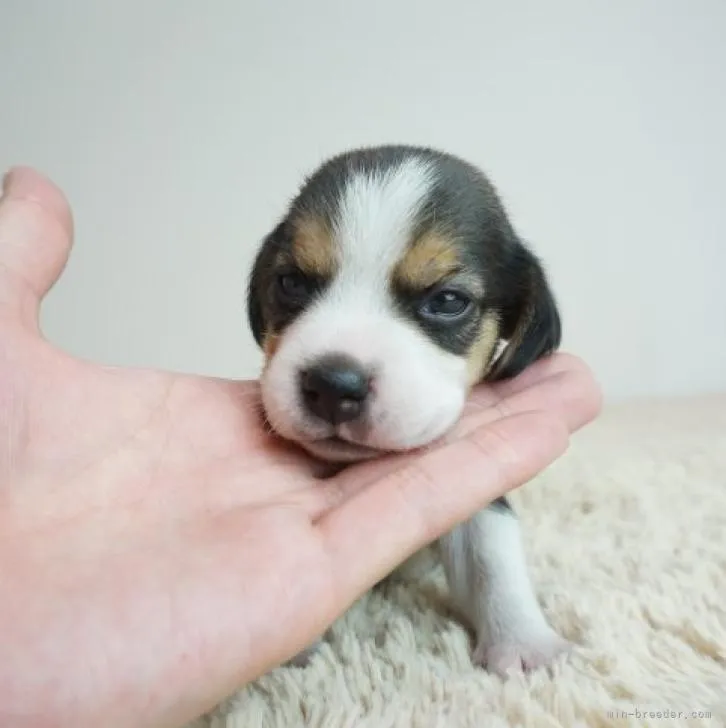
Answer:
xmin=246 ymin=145 xmax=569 ymax=676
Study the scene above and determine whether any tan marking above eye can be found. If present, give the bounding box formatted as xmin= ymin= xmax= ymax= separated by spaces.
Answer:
xmin=394 ymin=231 xmax=461 ymax=290
xmin=290 ymin=215 xmax=337 ymax=277
xmin=466 ymin=313 xmax=501 ymax=386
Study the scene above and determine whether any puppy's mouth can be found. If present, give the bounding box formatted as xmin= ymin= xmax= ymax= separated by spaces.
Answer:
xmin=303 ymin=435 xmax=384 ymax=464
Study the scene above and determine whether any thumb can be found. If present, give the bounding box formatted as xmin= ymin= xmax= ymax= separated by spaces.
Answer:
xmin=317 ymin=411 xmax=569 ymax=607
xmin=0 ymin=167 xmax=74 ymax=330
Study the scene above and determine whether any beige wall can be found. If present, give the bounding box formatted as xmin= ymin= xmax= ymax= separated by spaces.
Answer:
xmin=1 ymin=1 xmax=724 ymax=399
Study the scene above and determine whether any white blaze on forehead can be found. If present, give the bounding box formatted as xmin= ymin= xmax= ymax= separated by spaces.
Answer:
xmin=260 ymin=155 xmax=468 ymax=453
xmin=332 ymin=157 xmax=437 ymax=287
xmin=295 ymin=155 xmax=442 ymax=352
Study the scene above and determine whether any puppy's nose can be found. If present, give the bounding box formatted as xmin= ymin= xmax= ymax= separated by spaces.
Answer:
xmin=300 ymin=355 xmax=370 ymax=425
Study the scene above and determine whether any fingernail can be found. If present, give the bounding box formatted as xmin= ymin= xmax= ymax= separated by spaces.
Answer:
xmin=1 ymin=167 xmax=38 ymax=199
xmin=1 ymin=167 xmax=26 ymax=196
xmin=1 ymin=168 xmax=13 ymax=195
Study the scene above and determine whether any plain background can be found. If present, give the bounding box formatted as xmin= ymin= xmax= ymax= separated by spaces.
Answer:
xmin=1 ymin=1 xmax=724 ymax=400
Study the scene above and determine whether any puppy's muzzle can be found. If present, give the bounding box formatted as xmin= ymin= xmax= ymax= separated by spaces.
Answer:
xmin=299 ymin=353 xmax=371 ymax=425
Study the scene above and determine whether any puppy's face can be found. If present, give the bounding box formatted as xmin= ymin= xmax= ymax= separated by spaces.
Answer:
xmin=247 ymin=146 xmax=560 ymax=463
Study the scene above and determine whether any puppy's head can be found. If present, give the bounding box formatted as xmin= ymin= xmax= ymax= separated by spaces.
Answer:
xmin=247 ymin=146 xmax=560 ymax=463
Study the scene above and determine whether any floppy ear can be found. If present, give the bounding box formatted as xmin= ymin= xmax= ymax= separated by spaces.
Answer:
xmin=246 ymin=221 xmax=286 ymax=348
xmin=246 ymin=249 xmax=266 ymax=348
xmin=487 ymin=244 xmax=561 ymax=381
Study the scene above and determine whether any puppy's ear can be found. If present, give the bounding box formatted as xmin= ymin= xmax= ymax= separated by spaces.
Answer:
xmin=246 ymin=221 xmax=285 ymax=348
xmin=487 ymin=243 xmax=561 ymax=381
xmin=246 ymin=271 xmax=264 ymax=348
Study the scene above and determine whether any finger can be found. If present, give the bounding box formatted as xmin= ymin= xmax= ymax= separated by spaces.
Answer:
xmin=464 ymin=355 xmax=602 ymax=434
xmin=317 ymin=411 xmax=569 ymax=602
xmin=311 ymin=354 xmax=600 ymax=514
xmin=470 ymin=352 xmax=597 ymax=410
xmin=0 ymin=167 xmax=74 ymax=329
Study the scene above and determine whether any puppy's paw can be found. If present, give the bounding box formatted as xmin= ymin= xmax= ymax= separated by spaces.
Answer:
xmin=473 ymin=629 xmax=572 ymax=677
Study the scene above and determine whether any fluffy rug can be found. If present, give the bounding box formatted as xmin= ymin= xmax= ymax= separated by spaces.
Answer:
xmin=194 ymin=394 xmax=726 ymax=727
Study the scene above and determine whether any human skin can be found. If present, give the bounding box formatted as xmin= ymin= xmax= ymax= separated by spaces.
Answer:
xmin=0 ymin=167 xmax=602 ymax=728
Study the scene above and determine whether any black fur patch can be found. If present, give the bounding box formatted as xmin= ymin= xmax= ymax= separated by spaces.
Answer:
xmin=490 ymin=495 xmax=514 ymax=513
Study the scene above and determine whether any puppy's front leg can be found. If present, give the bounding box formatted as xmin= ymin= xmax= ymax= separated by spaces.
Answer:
xmin=439 ymin=497 xmax=571 ymax=676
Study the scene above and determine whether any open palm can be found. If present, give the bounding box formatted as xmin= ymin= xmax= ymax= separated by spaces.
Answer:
xmin=0 ymin=168 xmax=600 ymax=728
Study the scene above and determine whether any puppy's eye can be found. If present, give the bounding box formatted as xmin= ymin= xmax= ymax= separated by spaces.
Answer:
xmin=420 ymin=289 xmax=471 ymax=319
xmin=278 ymin=270 xmax=314 ymax=301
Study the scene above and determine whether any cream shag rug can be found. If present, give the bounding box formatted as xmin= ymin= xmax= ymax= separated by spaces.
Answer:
xmin=194 ymin=394 xmax=726 ymax=728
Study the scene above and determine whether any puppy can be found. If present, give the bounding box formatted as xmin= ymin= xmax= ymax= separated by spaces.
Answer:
xmin=246 ymin=145 xmax=569 ymax=676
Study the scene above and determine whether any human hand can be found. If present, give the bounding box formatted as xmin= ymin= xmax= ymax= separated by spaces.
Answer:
xmin=0 ymin=168 xmax=601 ymax=728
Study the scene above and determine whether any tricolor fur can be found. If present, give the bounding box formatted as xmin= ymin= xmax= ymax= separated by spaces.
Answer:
xmin=247 ymin=145 xmax=569 ymax=675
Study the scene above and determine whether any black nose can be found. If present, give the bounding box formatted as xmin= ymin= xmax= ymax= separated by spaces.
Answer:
xmin=300 ymin=355 xmax=370 ymax=425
